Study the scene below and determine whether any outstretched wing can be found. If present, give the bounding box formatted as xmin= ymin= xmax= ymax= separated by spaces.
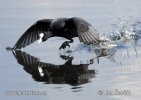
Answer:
xmin=13 ymin=19 xmax=53 ymax=49
xmin=12 ymin=50 xmax=57 ymax=81
xmin=72 ymin=17 xmax=99 ymax=44
xmin=12 ymin=50 xmax=56 ymax=68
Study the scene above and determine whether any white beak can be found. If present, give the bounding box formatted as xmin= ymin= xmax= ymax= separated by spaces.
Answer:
xmin=38 ymin=33 xmax=44 ymax=44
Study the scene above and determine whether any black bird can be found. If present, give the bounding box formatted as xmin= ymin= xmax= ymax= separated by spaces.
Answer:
xmin=13 ymin=17 xmax=100 ymax=50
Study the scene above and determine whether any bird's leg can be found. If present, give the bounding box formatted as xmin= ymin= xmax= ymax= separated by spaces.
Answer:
xmin=59 ymin=39 xmax=73 ymax=50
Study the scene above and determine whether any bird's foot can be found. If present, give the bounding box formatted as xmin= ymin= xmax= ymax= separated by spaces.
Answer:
xmin=59 ymin=41 xmax=70 ymax=50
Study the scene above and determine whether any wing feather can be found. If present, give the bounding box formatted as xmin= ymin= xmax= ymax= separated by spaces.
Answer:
xmin=13 ymin=19 xmax=53 ymax=49
xmin=71 ymin=17 xmax=99 ymax=44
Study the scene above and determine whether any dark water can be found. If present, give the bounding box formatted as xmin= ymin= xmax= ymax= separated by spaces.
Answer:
xmin=0 ymin=0 xmax=141 ymax=100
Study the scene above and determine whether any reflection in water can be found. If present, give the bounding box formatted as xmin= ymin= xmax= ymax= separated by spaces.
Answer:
xmin=7 ymin=22 xmax=140 ymax=88
xmin=9 ymin=36 xmax=140 ymax=87
xmin=12 ymin=50 xmax=96 ymax=86
xmin=10 ymin=45 xmax=118 ymax=86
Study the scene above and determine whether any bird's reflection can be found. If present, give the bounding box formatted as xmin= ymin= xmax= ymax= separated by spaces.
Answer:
xmin=10 ymin=44 xmax=119 ymax=86
xmin=12 ymin=50 xmax=96 ymax=86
